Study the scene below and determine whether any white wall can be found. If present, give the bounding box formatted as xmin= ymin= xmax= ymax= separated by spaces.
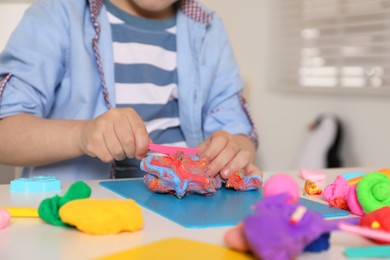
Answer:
xmin=0 ymin=3 xmax=30 ymax=183
xmin=0 ymin=3 xmax=30 ymax=50
xmin=199 ymin=0 xmax=389 ymax=171
xmin=0 ymin=1 xmax=388 ymax=178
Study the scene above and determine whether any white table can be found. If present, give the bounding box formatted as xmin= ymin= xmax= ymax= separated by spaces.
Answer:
xmin=0 ymin=168 xmax=378 ymax=259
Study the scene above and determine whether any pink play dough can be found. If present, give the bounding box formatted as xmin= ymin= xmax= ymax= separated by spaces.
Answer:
xmin=300 ymin=169 xmax=326 ymax=182
xmin=323 ymin=176 xmax=350 ymax=202
xmin=263 ymin=173 xmax=300 ymax=203
xmin=0 ymin=208 xmax=11 ymax=229
xmin=347 ymin=184 xmax=364 ymax=216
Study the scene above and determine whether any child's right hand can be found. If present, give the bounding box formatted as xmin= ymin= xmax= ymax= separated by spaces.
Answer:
xmin=79 ymin=108 xmax=149 ymax=163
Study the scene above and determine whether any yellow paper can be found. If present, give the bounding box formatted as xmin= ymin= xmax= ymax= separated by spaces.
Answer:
xmin=97 ymin=238 xmax=253 ymax=260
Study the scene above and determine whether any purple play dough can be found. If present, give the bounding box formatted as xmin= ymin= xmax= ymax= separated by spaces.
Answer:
xmin=243 ymin=194 xmax=339 ymax=260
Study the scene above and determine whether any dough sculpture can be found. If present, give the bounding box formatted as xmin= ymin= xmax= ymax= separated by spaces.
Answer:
xmin=304 ymin=179 xmax=322 ymax=195
xmin=38 ymin=181 xmax=144 ymax=235
xmin=140 ymin=152 xmax=262 ymax=198
xmin=59 ymin=198 xmax=143 ymax=235
xmin=0 ymin=208 xmax=10 ymax=229
xmin=359 ymin=206 xmax=390 ymax=244
xmin=38 ymin=181 xmax=91 ymax=226
xmin=323 ymin=169 xmax=390 ymax=215
xmin=224 ymin=173 xmax=390 ymax=259
xmin=356 ymin=172 xmax=390 ymax=213
xmin=225 ymin=193 xmax=338 ymax=260
xmin=263 ymin=173 xmax=299 ymax=203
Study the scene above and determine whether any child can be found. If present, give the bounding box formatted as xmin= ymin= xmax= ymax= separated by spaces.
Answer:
xmin=0 ymin=0 xmax=261 ymax=181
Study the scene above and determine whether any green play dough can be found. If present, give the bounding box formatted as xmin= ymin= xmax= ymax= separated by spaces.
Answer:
xmin=38 ymin=181 xmax=92 ymax=226
xmin=372 ymin=183 xmax=390 ymax=201
xmin=356 ymin=172 xmax=390 ymax=213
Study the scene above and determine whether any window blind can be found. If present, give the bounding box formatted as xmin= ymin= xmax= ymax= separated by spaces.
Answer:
xmin=270 ymin=0 xmax=390 ymax=94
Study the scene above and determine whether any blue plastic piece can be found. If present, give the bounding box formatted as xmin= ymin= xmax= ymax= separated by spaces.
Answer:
xmin=345 ymin=245 xmax=390 ymax=258
xmin=10 ymin=176 xmax=61 ymax=192
xmin=340 ymin=172 xmax=365 ymax=180
xmin=99 ymin=179 xmax=350 ymax=228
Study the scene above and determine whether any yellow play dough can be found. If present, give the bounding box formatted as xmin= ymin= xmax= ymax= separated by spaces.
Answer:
xmin=59 ymin=198 xmax=143 ymax=235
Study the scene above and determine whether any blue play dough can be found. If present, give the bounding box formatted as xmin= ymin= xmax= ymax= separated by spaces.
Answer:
xmin=10 ymin=176 xmax=61 ymax=192
xmin=304 ymin=233 xmax=331 ymax=252
xmin=99 ymin=179 xmax=349 ymax=228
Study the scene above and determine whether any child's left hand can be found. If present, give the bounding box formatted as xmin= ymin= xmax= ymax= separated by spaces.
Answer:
xmin=198 ymin=131 xmax=263 ymax=179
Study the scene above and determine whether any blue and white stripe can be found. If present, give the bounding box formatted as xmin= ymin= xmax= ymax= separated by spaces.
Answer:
xmin=105 ymin=0 xmax=187 ymax=170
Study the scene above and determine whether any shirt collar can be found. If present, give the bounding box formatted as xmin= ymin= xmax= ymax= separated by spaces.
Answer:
xmin=178 ymin=0 xmax=213 ymax=24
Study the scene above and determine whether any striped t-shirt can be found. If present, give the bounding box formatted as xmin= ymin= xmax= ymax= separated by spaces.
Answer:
xmin=105 ymin=1 xmax=187 ymax=173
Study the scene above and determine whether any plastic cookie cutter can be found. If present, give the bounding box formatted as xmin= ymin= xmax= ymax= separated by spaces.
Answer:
xmin=10 ymin=176 xmax=61 ymax=192
xmin=148 ymin=144 xmax=200 ymax=155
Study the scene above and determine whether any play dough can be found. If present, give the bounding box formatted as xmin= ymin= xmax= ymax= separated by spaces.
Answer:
xmin=300 ymin=169 xmax=326 ymax=182
xmin=0 ymin=208 xmax=10 ymax=229
xmin=38 ymin=181 xmax=91 ymax=226
xmin=304 ymin=179 xmax=322 ymax=195
xmin=356 ymin=172 xmax=390 ymax=213
xmin=141 ymin=152 xmax=262 ymax=198
xmin=59 ymin=198 xmax=143 ymax=235
xmin=263 ymin=174 xmax=300 ymax=203
xmin=359 ymin=207 xmax=390 ymax=244
xmin=347 ymin=184 xmax=364 ymax=216
xmin=242 ymin=194 xmax=337 ymax=259
xmin=323 ymin=176 xmax=350 ymax=202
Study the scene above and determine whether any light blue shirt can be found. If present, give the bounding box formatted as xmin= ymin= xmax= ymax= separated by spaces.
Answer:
xmin=0 ymin=0 xmax=257 ymax=181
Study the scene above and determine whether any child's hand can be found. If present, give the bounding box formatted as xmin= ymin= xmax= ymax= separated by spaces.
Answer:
xmin=198 ymin=131 xmax=262 ymax=179
xmin=79 ymin=108 xmax=149 ymax=163
xmin=224 ymin=222 xmax=249 ymax=252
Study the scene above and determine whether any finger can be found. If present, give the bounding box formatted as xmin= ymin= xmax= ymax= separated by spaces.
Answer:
xmin=220 ymin=150 xmax=252 ymax=179
xmin=223 ymin=223 xmax=249 ymax=252
xmin=201 ymin=132 xmax=230 ymax=163
xmin=197 ymin=138 xmax=211 ymax=156
xmin=96 ymin=150 xmax=115 ymax=163
xmin=207 ymin=145 xmax=239 ymax=177
xmin=126 ymin=112 xmax=149 ymax=159
xmin=103 ymin=125 xmax=126 ymax=161
xmin=94 ymin=141 xmax=115 ymax=163
xmin=134 ymin=127 xmax=149 ymax=159
xmin=245 ymin=164 xmax=264 ymax=178
xmin=114 ymin=120 xmax=136 ymax=159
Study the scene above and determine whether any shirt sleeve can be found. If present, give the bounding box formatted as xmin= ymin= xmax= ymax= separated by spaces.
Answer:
xmin=201 ymin=14 xmax=259 ymax=148
xmin=0 ymin=1 xmax=67 ymax=118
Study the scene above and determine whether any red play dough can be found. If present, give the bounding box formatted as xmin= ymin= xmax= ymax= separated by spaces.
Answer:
xmin=359 ymin=206 xmax=390 ymax=244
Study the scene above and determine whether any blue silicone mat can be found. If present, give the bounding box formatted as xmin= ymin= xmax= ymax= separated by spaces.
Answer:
xmin=99 ymin=179 xmax=349 ymax=228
